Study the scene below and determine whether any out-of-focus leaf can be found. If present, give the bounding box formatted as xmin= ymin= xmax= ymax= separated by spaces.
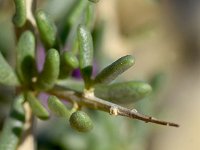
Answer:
xmin=94 ymin=81 xmax=152 ymax=104
xmin=13 ymin=0 xmax=26 ymax=27
xmin=0 ymin=52 xmax=19 ymax=86
xmin=48 ymin=95 xmax=70 ymax=118
xmin=26 ymin=92 xmax=49 ymax=120
xmin=0 ymin=94 xmax=25 ymax=150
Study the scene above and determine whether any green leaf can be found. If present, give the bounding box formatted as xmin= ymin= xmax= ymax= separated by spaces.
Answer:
xmin=56 ymin=78 xmax=84 ymax=93
xmin=94 ymin=81 xmax=152 ymax=104
xmin=0 ymin=95 xmax=25 ymax=150
xmin=13 ymin=0 xmax=26 ymax=27
xmin=0 ymin=52 xmax=19 ymax=86
xmin=16 ymin=30 xmax=37 ymax=87
xmin=149 ymin=72 xmax=165 ymax=93
xmin=59 ymin=51 xmax=79 ymax=79
xmin=69 ymin=111 xmax=93 ymax=132
xmin=26 ymin=92 xmax=49 ymax=120
xmin=95 ymin=55 xmax=135 ymax=84
xmin=59 ymin=0 xmax=89 ymax=45
xmin=88 ymin=0 xmax=100 ymax=3
xmin=36 ymin=48 xmax=60 ymax=91
xmin=78 ymin=24 xmax=93 ymax=88
xmin=85 ymin=4 xmax=95 ymax=29
xmin=63 ymin=51 xmax=79 ymax=69
xmin=35 ymin=10 xmax=57 ymax=49
xmin=48 ymin=96 xmax=70 ymax=118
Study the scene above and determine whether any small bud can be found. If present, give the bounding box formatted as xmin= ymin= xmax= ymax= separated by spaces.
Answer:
xmin=94 ymin=81 xmax=152 ymax=104
xmin=35 ymin=10 xmax=57 ymax=48
xmin=13 ymin=0 xmax=26 ymax=27
xmin=95 ymin=55 xmax=135 ymax=84
xmin=48 ymin=96 xmax=70 ymax=118
xmin=69 ymin=111 xmax=93 ymax=132
xmin=0 ymin=52 xmax=19 ymax=86
xmin=63 ymin=52 xmax=79 ymax=69
xmin=26 ymin=92 xmax=49 ymax=120
xmin=78 ymin=24 xmax=94 ymax=88
xmin=36 ymin=48 xmax=60 ymax=91
xmin=59 ymin=51 xmax=79 ymax=79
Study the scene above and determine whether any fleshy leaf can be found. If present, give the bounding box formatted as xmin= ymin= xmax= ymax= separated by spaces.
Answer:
xmin=94 ymin=81 xmax=152 ymax=104
xmin=77 ymin=24 xmax=93 ymax=88
xmin=0 ymin=95 xmax=25 ymax=150
xmin=26 ymin=92 xmax=49 ymax=120
xmin=59 ymin=0 xmax=89 ymax=45
xmin=0 ymin=52 xmax=20 ymax=86
xmin=69 ymin=111 xmax=93 ymax=132
xmin=59 ymin=51 xmax=79 ymax=79
xmin=13 ymin=0 xmax=26 ymax=27
xmin=95 ymin=55 xmax=135 ymax=84
xmin=88 ymin=0 xmax=100 ymax=3
xmin=48 ymin=96 xmax=70 ymax=118
xmin=35 ymin=10 xmax=57 ymax=49
xmin=36 ymin=48 xmax=60 ymax=91
xmin=16 ymin=30 xmax=37 ymax=87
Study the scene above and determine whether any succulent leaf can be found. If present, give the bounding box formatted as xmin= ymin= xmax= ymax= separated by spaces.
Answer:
xmin=78 ymin=24 xmax=93 ymax=88
xmin=26 ymin=92 xmax=49 ymax=120
xmin=13 ymin=0 xmax=26 ymax=27
xmin=95 ymin=55 xmax=135 ymax=84
xmin=16 ymin=30 xmax=37 ymax=87
xmin=48 ymin=96 xmax=70 ymax=118
xmin=36 ymin=48 xmax=60 ymax=91
xmin=35 ymin=10 xmax=57 ymax=49
xmin=0 ymin=52 xmax=19 ymax=86
xmin=0 ymin=95 xmax=25 ymax=150
xmin=94 ymin=81 xmax=152 ymax=104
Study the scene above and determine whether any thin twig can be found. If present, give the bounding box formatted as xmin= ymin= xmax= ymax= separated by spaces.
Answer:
xmin=49 ymin=87 xmax=179 ymax=127
xmin=26 ymin=0 xmax=36 ymax=27
xmin=17 ymin=102 xmax=35 ymax=150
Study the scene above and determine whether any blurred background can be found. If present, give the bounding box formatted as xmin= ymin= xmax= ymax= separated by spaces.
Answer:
xmin=1 ymin=0 xmax=200 ymax=149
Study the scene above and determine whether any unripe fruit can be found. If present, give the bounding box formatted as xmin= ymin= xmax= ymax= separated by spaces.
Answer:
xmin=69 ymin=111 xmax=93 ymax=132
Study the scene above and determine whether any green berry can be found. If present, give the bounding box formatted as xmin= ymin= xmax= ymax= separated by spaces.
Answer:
xmin=69 ymin=111 xmax=93 ymax=132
